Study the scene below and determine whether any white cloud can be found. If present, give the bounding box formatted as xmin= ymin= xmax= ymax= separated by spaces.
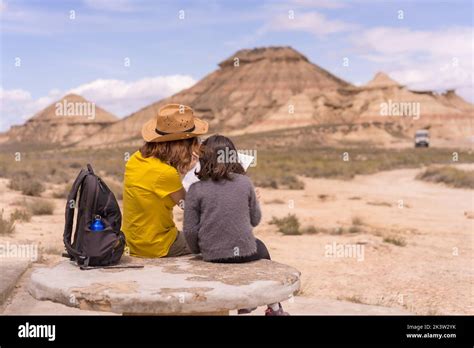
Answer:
xmin=68 ymin=75 xmax=196 ymax=116
xmin=354 ymin=26 xmax=474 ymax=100
xmin=263 ymin=0 xmax=348 ymax=11
xmin=0 ymin=75 xmax=196 ymax=132
xmin=268 ymin=11 xmax=355 ymax=36
xmin=0 ymin=88 xmax=60 ymax=130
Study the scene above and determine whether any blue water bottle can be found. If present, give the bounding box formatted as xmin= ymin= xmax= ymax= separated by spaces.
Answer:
xmin=90 ymin=215 xmax=105 ymax=232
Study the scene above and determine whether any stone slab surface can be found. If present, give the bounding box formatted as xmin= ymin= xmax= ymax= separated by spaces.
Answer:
xmin=0 ymin=258 xmax=31 ymax=306
xmin=28 ymin=255 xmax=301 ymax=314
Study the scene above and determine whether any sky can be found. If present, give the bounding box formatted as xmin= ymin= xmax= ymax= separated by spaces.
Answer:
xmin=0 ymin=0 xmax=473 ymax=131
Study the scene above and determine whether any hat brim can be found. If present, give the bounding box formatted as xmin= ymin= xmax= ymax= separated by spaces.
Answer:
xmin=141 ymin=117 xmax=209 ymax=143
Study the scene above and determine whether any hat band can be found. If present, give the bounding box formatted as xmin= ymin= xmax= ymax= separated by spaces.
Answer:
xmin=155 ymin=125 xmax=196 ymax=136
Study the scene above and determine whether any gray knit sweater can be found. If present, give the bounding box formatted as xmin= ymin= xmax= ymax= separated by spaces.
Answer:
xmin=183 ymin=174 xmax=261 ymax=261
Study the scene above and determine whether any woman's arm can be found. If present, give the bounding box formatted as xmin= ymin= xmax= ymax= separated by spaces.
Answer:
xmin=249 ymin=183 xmax=262 ymax=227
xmin=169 ymin=188 xmax=186 ymax=210
xmin=183 ymin=185 xmax=201 ymax=254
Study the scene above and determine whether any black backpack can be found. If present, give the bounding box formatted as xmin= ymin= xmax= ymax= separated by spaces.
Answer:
xmin=63 ymin=164 xmax=126 ymax=268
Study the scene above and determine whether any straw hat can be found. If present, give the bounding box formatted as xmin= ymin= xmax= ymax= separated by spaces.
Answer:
xmin=141 ymin=104 xmax=208 ymax=142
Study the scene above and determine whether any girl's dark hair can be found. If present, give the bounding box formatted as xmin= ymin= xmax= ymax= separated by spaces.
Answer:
xmin=196 ymin=135 xmax=245 ymax=181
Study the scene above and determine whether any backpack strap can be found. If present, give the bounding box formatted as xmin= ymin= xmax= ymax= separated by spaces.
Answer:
xmin=63 ymin=168 xmax=89 ymax=263
xmin=87 ymin=163 xmax=95 ymax=175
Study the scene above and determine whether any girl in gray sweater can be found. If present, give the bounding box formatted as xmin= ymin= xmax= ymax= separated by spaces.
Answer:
xmin=183 ymin=135 xmax=289 ymax=316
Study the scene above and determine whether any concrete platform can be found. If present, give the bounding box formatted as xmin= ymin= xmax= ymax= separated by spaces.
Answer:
xmin=28 ymin=255 xmax=301 ymax=315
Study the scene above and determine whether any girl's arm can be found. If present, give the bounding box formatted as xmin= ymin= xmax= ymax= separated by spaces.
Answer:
xmin=249 ymin=184 xmax=262 ymax=227
xmin=183 ymin=185 xmax=201 ymax=254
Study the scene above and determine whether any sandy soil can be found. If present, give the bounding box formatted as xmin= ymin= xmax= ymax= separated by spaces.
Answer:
xmin=250 ymin=167 xmax=473 ymax=315
xmin=1 ymin=165 xmax=472 ymax=314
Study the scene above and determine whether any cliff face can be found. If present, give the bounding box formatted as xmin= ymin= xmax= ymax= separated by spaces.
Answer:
xmin=77 ymin=46 xmax=353 ymax=146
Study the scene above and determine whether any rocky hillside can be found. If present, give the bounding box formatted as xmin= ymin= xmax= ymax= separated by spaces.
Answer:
xmin=77 ymin=46 xmax=354 ymax=147
xmin=3 ymin=94 xmax=118 ymax=146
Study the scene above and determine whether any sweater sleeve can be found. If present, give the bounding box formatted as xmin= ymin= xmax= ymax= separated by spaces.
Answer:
xmin=183 ymin=183 xmax=201 ymax=254
xmin=248 ymin=180 xmax=262 ymax=227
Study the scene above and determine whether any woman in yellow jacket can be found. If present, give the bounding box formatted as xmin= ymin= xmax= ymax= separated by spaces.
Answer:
xmin=122 ymin=104 xmax=208 ymax=258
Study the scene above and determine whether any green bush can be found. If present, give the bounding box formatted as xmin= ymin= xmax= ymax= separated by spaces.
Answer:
xmin=269 ymin=214 xmax=301 ymax=235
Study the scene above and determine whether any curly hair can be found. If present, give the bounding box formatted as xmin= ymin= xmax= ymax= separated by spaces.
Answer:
xmin=139 ymin=137 xmax=200 ymax=174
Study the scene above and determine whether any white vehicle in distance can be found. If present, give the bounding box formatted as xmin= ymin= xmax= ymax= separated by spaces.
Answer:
xmin=414 ymin=129 xmax=430 ymax=148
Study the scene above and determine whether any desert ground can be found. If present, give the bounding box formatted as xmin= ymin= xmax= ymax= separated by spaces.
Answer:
xmin=1 ymin=164 xmax=472 ymax=315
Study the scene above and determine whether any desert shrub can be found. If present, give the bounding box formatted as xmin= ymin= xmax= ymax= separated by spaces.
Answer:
xmin=265 ymin=198 xmax=285 ymax=204
xmin=416 ymin=166 xmax=474 ymax=189
xmin=281 ymin=175 xmax=305 ymax=190
xmin=69 ymin=162 xmax=82 ymax=169
xmin=27 ymin=199 xmax=55 ymax=215
xmin=254 ymin=177 xmax=278 ymax=189
xmin=301 ymin=225 xmax=318 ymax=234
xmin=383 ymin=236 xmax=407 ymax=247
xmin=367 ymin=201 xmax=392 ymax=207
xmin=348 ymin=225 xmax=362 ymax=233
xmin=0 ymin=209 xmax=15 ymax=235
xmin=21 ymin=180 xmax=45 ymax=196
xmin=52 ymin=184 xmax=72 ymax=199
xmin=10 ymin=209 xmax=32 ymax=222
xmin=351 ymin=216 xmax=364 ymax=226
xmin=8 ymin=177 xmax=45 ymax=196
xmin=269 ymin=214 xmax=301 ymax=235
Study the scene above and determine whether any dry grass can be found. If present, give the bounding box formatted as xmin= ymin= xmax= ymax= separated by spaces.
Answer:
xmin=23 ymin=199 xmax=55 ymax=215
xmin=10 ymin=209 xmax=32 ymax=222
xmin=318 ymin=194 xmax=329 ymax=201
xmin=367 ymin=201 xmax=392 ymax=207
xmin=416 ymin=166 xmax=474 ymax=189
xmin=0 ymin=209 xmax=15 ymax=235
xmin=351 ymin=216 xmax=364 ymax=226
xmin=339 ymin=295 xmax=364 ymax=304
xmin=344 ymin=216 xmax=364 ymax=233
xmin=383 ymin=236 xmax=407 ymax=247
xmin=2 ymin=132 xmax=474 ymax=197
xmin=233 ymin=127 xmax=474 ymax=184
xmin=52 ymin=183 xmax=72 ymax=199
xmin=8 ymin=177 xmax=45 ymax=196
xmin=264 ymin=198 xmax=286 ymax=204
xmin=280 ymin=175 xmax=305 ymax=190
xmin=269 ymin=214 xmax=301 ymax=235
xmin=300 ymin=225 xmax=318 ymax=234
